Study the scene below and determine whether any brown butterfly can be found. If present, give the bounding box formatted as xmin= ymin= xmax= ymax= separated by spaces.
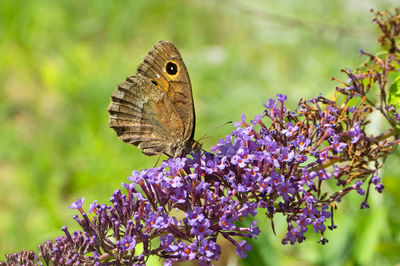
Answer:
xmin=107 ymin=41 xmax=200 ymax=157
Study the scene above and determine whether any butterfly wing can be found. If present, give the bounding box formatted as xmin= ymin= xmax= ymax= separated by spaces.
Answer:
xmin=136 ymin=41 xmax=196 ymax=142
xmin=108 ymin=75 xmax=185 ymax=156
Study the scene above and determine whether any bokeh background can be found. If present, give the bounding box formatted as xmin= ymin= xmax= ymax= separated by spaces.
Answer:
xmin=1 ymin=0 xmax=399 ymax=264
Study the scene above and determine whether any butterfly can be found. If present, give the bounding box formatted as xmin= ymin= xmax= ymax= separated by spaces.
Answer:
xmin=107 ymin=41 xmax=200 ymax=157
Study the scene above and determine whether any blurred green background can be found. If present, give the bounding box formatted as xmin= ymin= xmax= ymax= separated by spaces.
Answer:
xmin=1 ymin=0 xmax=399 ymax=264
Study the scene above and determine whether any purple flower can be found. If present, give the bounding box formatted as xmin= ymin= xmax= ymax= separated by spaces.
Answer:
xmin=352 ymin=180 xmax=365 ymax=195
xmin=371 ymin=175 xmax=380 ymax=185
xmin=248 ymin=221 xmax=261 ymax=239
xmin=198 ymin=238 xmax=221 ymax=262
xmin=128 ymin=170 xmax=143 ymax=184
xmin=319 ymin=150 xmax=328 ymax=161
xmin=332 ymin=136 xmax=347 ymax=153
xmin=190 ymin=218 xmax=212 ymax=238
xmin=282 ymin=122 xmax=299 ymax=137
xmin=118 ymin=235 xmax=136 ymax=252
xmin=219 ymin=214 xmax=236 ymax=230
xmin=296 ymin=154 xmax=307 ymax=165
xmin=251 ymin=114 xmax=265 ymax=125
xmin=265 ymin=171 xmax=284 ymax=187
xmin=170 ymin=188 xmax=187 ymax=203
xmin=186 ymin=207 xmax=205 ymax=226
xmin=88 ymin=201 xmax=98 ymax=214
xmin=276 ymin=181 xmax=295 ymax=202
xmin=303 ymin=205 xmax=319 ymax=219
xmin=375 ymin=184 xmax=384 ymax=193
xmin=153 ymin=213 xmax=170 ymax=229
xmin=214 ymin=141 xmax=236 ymax=158
xmin=300 ymin=168 xmax=316 ymax=187
xmin=349 ymin=122 xmax=362 ymax=143
xmin=348 ymin=105 xmax=357 ymax=112
xmin=280 ymin=148 xmax=295 ymax=162
xmin=234 ymin=113 xmax=247 ymax=127
xmin=371 ymin=173 xmax=384 ymax=192
xmin=244 ymin=202 xmax=258 ymax=217
xmin=122 ymin=181 xmax=135 ymax=191
xmin=168 ymin=175 xmax=184 ymax=188
xmin=320 ymin=205 xmax=332 ymax=219
xmin=277 ymin=93 xmax=288 ymax=103
xmin=313 ymin=216 xmax=327 ymax=233
xmin=295 ymin=135 xmax=311 ymax=151
xmin=179 ymin=242 xmax=197 ymax=261
xmin=69 ymin=197 xmax=85 ymax=213
xmin=304 ymin=192 xmax=318 ymax=206
xmin=296 ymin=214 xmax=312 ymax=232
xmin=235 ymin=240 xmax=252 ymax=258
xmin=264 ymin=98 xmax=277 ymax=109
xmin=258 ymin=176 xmax=273 ymax=194
xmin=317 ymin=169 xmax=331 ymax=180
xmin=160 ymin=234 xmax=179 ymax=252
xmin=283 ymin=226 xmax=306 ymax=244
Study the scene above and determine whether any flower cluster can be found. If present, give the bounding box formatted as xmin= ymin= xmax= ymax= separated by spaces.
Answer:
xmin=3 ymin=9 xmax=400 ymax=265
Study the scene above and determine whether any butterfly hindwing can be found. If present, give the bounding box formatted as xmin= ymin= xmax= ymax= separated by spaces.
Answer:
xmin=108 ymin=75 xmax=184 ymax=156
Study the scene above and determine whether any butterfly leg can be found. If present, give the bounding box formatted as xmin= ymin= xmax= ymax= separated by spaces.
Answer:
xmin=153 ymin=154 xmax=162 ymax=168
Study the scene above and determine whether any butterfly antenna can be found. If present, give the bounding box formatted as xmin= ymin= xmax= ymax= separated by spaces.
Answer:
xmin=198 ymin=121 xmax=233 ymax=142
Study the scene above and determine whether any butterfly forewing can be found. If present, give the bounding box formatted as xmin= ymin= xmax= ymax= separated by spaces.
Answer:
xmin=136 ymin=41 xmax=195 ymax=141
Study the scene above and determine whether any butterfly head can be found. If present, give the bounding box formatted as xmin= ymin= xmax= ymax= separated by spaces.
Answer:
xmin=170 ymin=139 xmax=202 ymax=158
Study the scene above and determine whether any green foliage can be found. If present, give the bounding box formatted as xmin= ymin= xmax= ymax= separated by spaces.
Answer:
xmin=0 ymin=0 xmax=399 ymax=264
xmin=388 ymin=75 xmax=400 ymax=108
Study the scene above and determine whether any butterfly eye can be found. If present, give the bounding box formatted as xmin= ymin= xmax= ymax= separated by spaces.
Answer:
xmin=166 ymin=62 xmax=178 ymax=75
xmin=151 ymin=80 xmax=158 ymax=87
